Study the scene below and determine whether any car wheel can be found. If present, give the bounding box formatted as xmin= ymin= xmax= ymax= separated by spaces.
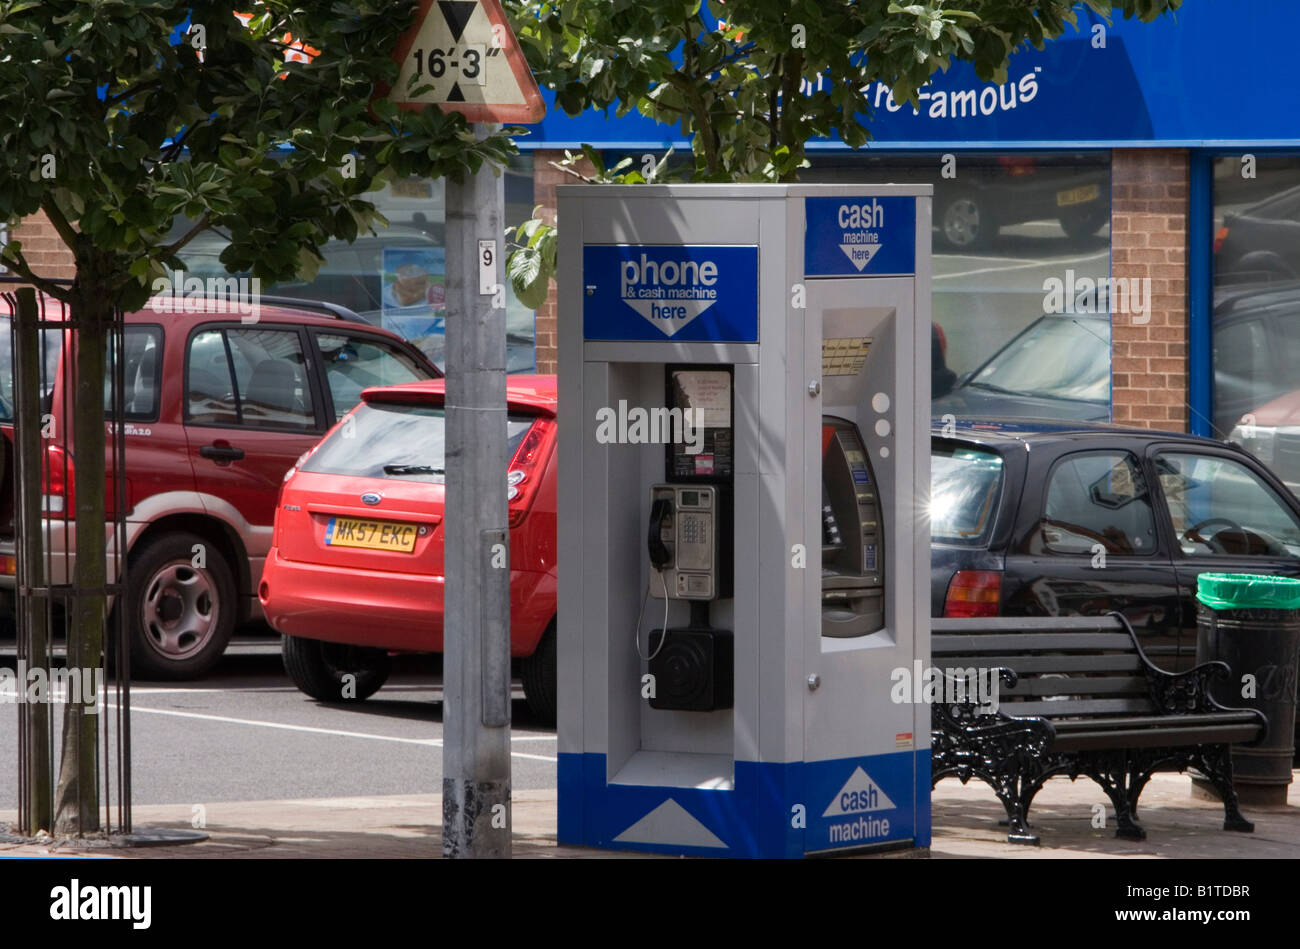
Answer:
xmin=282 ymin=634 xmax=391 ymax=703
xmin=939 ymin=193 xmax=994 ymax=251
xmin=1059 ymin=206 xmax=1109 ymax=240
xmin=122 ymin=531 xmax=236 ymax=680
xmin=520 ymin=624 xmax=557 ymax=724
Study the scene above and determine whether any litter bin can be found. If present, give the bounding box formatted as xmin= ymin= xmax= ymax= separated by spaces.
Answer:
xmin=1196 ymin=573 xmax=1300 ymax=806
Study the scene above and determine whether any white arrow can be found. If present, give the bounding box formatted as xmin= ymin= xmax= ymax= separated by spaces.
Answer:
xmin=840 ymin=243 xmax=882 ymax=272
xmin=625 ymin=298 xmax=716 ymax=337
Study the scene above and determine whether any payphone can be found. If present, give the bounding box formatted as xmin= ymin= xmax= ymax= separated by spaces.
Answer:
xmin=557 ymin=184 xmax=931 ymax=858
xmin=641 ymin=365 xmax=735 ymax=711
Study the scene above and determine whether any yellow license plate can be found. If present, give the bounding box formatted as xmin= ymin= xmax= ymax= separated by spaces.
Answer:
xmin=324 ymin=517 xmax=418 ymax=553
xmin=1056 ymin=184 xmax=1099 ymax=207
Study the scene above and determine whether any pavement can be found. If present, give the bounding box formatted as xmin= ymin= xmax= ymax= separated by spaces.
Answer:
xmin=3 ymin=770 xmax=1299 ymax=859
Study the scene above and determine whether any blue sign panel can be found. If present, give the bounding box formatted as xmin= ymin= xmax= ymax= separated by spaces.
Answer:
xmin=583 ymin=245 xmax=759 ymax=342
xmin=520 ymin=3 xmax=1300 ymax=148
xmin=804 ymin=196 xmax=915 ymax=277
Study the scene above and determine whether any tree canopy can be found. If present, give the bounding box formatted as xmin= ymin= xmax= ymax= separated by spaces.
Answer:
xmin=0 ymin=0 xmax=518 ymax=310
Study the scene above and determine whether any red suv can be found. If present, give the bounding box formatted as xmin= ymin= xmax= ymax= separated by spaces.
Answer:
xmin=259 ymin=376 xmax=559 ymax=721
xmin=0 ymin=295 xmax=440 ymax=679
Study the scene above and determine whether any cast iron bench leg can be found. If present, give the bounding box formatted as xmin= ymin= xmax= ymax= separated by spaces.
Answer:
xmin=1193 ymin=744 xmax=1255 ymax=833
xmin=1078 ymin=750 xmax=1147 ymax=840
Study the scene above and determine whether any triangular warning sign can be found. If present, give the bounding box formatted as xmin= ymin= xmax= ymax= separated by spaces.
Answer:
xmin=382 ymin=0 xmax=545 ymax=123
xmin=822 ymin=766 xmax=896 ymax=818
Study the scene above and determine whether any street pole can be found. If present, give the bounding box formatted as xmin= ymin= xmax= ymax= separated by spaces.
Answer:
xmin=442 ymin=122 xmax=512 ymax=858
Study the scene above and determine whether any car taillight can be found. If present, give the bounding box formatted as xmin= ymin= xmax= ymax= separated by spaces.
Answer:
xmin=507 ymin=419 xmax=552 ymax=527
xmin=1214 ymin=225 xmax=1229 ymax=255
xmin=42 ymin=444 xmax=74 ymax=516
xmin=934 ymin=323 xmax=947 ymax=356
xmin=997 ymin=156 xmax=1036 ymax=176
xmin=943 ymin=569 xmax=1001 ymax=618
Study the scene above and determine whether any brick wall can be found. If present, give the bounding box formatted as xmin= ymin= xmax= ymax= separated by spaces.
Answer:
xmin=8 ymin=210 xmax=76 ymax=282
xmin=532 ymin=149 xmax=595 ymax=374
xmin=1110 ymin=149 xmax=1189 ymax=431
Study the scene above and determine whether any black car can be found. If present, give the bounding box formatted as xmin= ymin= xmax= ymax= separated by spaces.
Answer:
xmin=1215 ymin=184 xmax=1300 ymax=282
xmin=930 ymin=419 xmax=1300 ymax=663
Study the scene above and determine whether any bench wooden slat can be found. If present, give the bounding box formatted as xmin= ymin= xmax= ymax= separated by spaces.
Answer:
xmin=1054 ymin=723 xmax=1263 ymax=753
xmin=934 ymin=654 xmax=1143 ymax=674
xmin=933 ymin=633 xmax=1135 ymax=653
xmin=1002 ymin=697 xmax=1156 ymax=717
xmin=1050 ymin=711 xmax=1261 ymax=732
xmin=1000 ymin=675 xmax=1149 ymax=697
xmin=932 ymin=617 xmax=1124 ymax=634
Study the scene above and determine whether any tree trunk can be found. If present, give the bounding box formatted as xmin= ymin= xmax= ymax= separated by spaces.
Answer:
xmin=52 ymin=287 xmax=109 ymax=835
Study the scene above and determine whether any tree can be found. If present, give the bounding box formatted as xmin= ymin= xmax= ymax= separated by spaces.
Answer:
xmin=503 ymin=0 xmax=1181 ymax=300
xmin=0 ymin=0 xmax=517 ymax=834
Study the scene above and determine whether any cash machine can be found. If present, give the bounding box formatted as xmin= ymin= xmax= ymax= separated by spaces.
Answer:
xmin=557 ymin=184 xmax=931 ymax=857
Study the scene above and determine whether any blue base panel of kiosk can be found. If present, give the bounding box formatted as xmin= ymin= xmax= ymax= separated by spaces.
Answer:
xmin=558 ymin=750 xmax=931 ymax=859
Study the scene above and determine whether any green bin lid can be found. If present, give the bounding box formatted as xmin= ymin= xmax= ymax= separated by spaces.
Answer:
xmin=1196 ymin=573 xmax=1300 ymax=611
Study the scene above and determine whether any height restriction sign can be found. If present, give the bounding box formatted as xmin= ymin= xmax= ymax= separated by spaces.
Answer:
xmin=385 ymin=0 xmax=545 ymax=123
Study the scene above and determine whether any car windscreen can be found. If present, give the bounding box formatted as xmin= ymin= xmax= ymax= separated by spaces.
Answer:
xmin=931 ymin=444 xmax=1005 ymax=544
xmin=967 ymin=316 xmax=1111 ymax=403
xmin=299 ymin=401 xmax=534 ymax=484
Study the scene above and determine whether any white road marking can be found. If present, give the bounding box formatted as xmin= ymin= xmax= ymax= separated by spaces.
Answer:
xmin=95 ymin=703 xmax=558 ymax=761
xmin=935 ymin=249 xmax=1108 ymax=281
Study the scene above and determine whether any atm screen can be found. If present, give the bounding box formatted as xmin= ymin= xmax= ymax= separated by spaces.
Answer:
xmin=821 ymin=417 xmax=885 ymax=637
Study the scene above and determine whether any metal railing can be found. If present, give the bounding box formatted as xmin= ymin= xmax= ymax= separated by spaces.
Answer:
xmin=2 ymin=277 xmax=132 ymax=837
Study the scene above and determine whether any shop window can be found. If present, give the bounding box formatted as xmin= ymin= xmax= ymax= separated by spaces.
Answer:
xmin=1212 ymin=155 xmax=1300 ymax=494
xmin=803 ymin=151 xmax=1113 ymax=423
xmin=163 ymin=153 xmax=537 ymax=374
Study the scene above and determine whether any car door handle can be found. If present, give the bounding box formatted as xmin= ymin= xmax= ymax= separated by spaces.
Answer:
xmin=200 ymin=444 xmax=245 ymax=462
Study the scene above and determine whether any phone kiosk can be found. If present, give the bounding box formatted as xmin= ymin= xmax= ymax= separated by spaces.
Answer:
xmin=557 ymin=184 xmax=932 ymax=857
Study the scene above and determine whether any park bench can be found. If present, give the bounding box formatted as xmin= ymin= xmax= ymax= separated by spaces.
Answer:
xmin=930 ymin=613 xmax=1266 ymax=845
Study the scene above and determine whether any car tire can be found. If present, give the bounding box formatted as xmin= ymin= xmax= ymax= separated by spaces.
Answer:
xmin=520 ymin=624 xmax=557 ymax=724
xmin=122 ymin=531 xmax=236 ymax=680
xmin=939 ymin=193 xmax=994 ymax=251
xmin=1059 ymin=207 xmax=1108 ymax=240
xmin=282 ymin=634 xmax=391 ymax=703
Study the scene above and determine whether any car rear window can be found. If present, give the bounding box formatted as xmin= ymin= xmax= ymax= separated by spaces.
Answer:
xmin=931 ymin=444 xmax=1005 ymax=544
xmin=300 ymin=400 xmax=534 ymax=484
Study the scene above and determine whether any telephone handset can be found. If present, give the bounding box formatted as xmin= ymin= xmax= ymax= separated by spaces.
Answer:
xmin=648 ymin=497 xmax=674 ymax=569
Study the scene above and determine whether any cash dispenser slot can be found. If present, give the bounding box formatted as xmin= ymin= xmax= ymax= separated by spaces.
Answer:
xmin=821 ymin=417 xmax=885 ymax=637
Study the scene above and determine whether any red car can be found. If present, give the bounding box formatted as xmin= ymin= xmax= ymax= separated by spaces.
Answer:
xmin=0 ymin=294 xmax=439 ymax=679
xmin=259 ymin=376 xmax=559 ymax=721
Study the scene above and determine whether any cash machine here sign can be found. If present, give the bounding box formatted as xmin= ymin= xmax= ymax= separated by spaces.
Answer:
xmin=804 ymin=196 xmax=916 ymax=277
xmin=583 ymin=245 xmax=759 ymax=342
